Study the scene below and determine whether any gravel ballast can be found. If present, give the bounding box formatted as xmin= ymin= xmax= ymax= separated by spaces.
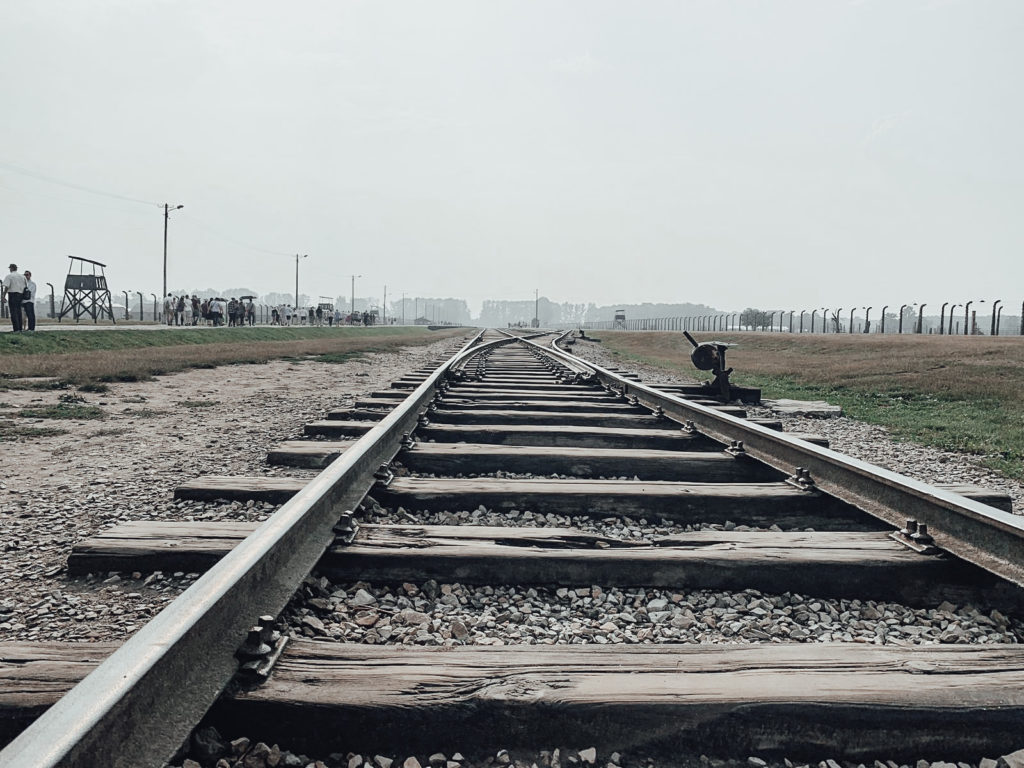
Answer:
xmin=282 ymin=577 xmax=1023 ymax=648
xmin=0 ymin=336 xmax=468 ymax=642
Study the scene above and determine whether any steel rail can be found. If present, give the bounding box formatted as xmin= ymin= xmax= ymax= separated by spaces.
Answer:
xmin=0 ymin=331 xmax=496 ymax=768
xmin=536 ymin=335 xmax=1024 ymax=590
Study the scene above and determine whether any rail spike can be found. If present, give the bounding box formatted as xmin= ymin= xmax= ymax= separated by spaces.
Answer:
xmin=786 ymin=466 xmax=816 ymax=491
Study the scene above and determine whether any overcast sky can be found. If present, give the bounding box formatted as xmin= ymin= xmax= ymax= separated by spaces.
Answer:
xmin=2 ymin=1 xmax=1021 ymax=315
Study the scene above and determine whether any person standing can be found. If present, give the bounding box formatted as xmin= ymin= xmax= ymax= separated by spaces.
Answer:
xmin=21 ymin=270 xmax=36 ymax=331
xmin=3 ymin=264 xmax=26 ymax=332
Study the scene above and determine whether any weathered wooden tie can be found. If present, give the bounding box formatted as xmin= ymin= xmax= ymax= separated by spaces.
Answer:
xmin=304 ymin=420 xmax=380 ymax=437
xmin=374 ymin=477 xmax=875 ymax=529
xmin=427 ymin=409 xmax=670 ymax=429
xmin=437 ymin=399 xmax=645 ymax=414
xmin=7 ymin=642 xmax=1024 ymax=758
xmin=212 ymin=642 xmax=1024 ymax=759
xmin=266 ymin=441 xmax=350 ymax=468
xmin=397 ymin=443 xmax=781 ymax=481
xmin=66 ymin=523 xmax=1000 ymax=606
xmin=417 ymin=423 xmax=719 ymax=450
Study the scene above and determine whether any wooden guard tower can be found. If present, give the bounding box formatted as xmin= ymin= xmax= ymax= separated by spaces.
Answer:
xmin=58 ymin=256 xmax=116 ymax=323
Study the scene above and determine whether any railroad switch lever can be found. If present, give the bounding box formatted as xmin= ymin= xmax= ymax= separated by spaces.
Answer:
xmin=682 ymin=331 xmax=734 ymax=401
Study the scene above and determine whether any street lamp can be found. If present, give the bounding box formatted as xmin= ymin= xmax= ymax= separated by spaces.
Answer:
xmin=293 ymin=254 xmax=308 ymax=309
xmin=898 ymin=304 xmax=914 ymax=334
xmin=122 ymin=291 xmax=130 ymax=320
xmin=948 ymin=304 xmax=960 ymax=335
xmin=351 ymin=274 xmax=362 ymax=322
xmin=939 ymin=302 xmax=949 ymax=335
xmin=990 ymin=299 xmax=1002 ymax=336
xmin=863 ymin=307 xmax=872 ymax=334
xmin=799 ymin=310 xmax=806 ymax=333
xmin=821 ymin=308 xmax=829 ymax=333
xmin=150 ymin=293 xmax=158 ymax=322
xmin=848 ymin=307 xmax=856 ymax=334
xmin=916 ymin=303 xmax=927 ymax=334
xmin=162 ymin=203 xmax=184 ymax=299
xmin=45 ymin=282 xmax=55 ymax=318
xmin=810 ymin=310 xmax=818 ymax=333
xmin=136 ymin=292 xmax=143 ymax=323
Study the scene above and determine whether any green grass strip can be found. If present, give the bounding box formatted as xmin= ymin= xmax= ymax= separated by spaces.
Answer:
xmin=732 ymin=373 xmax=1024 ymax=480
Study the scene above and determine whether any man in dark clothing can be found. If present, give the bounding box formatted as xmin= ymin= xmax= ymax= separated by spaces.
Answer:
xmin=22 ymin=270 xmax=36 ymax=331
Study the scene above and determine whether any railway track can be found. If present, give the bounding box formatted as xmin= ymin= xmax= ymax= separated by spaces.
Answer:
xmin=4 ymin=328 xmax=1024 ymax=767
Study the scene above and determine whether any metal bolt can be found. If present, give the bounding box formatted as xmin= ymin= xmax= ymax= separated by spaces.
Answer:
xmin=911 ymin=524 xmax=934 ymax=545
xmin=237 ymin=626 xmax=272 ymax=660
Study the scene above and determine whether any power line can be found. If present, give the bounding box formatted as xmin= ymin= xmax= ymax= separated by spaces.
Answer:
xmin=1 ymin=159 xmax=296 ymax=262
xmin=0 ymin=160 xmax=161 ymax=207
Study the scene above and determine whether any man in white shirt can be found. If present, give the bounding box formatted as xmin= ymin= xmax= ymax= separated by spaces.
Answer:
xmin=2 ymin=264 xmax=27 ymax=332
xmin=22 ymin=269 xmax=37 ymax=331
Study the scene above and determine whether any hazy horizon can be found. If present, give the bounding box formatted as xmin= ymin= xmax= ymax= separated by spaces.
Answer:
xmin=4 ymin=1 xmax=1022 ymax=316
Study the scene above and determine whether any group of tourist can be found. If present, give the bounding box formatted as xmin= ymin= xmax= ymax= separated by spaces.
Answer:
xmin=270 ymin=304 xmax=344 ymax=326
xmin=3 ymin=263 xmax=37 ymax=332
xmin=163 ymin=294 xmax=255 ymax=327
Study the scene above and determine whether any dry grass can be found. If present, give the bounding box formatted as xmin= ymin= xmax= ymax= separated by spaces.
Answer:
xmin=589 ymin=331 xmax=1024 ymax=478
xmin=596 ymin=332 xmax=1024 ymax=403
xmin=0 ymin=329 xmax=467 ymax=385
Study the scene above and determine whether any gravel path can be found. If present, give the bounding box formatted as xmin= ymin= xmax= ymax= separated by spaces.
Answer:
xmin=0 ymin=335 xmax=469 ymax=642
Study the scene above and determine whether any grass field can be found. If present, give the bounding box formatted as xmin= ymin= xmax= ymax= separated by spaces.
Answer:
xmin=0 ymin=326 xmax=469 ymax=387
xmin=587 ymin=331 xmax=1024 ymax=479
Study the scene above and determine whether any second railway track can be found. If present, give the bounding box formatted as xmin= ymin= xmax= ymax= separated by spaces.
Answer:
xmin=4 ymin=329 xmax=1024 ymax=767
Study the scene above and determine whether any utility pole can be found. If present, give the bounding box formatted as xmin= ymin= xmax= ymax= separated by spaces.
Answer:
xmin=162 ymin=203 xmax=184 ymax=299
xmin=350 ymin=274 xmax=362 ymax=321
xmin=294 ymin=254 xmax=308 ymax=308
